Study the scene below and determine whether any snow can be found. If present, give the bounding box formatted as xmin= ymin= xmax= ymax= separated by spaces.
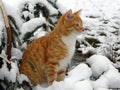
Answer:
xmin=73 ymin=80 xmax=93 ymax=90
xmin=2 ymin=0 xmax=23 ymax=28
xmin=0 ymin=0 xmax=120 ymax=90
xmin=68 ymin=63 xmax=92 ymax=81
xmin=17 ymin=74 xmax=30 ymax=84
xmin=97 ymin=88 xmax=112 ymax=90
xmin=16 ymin=88 xmax=25 ymax=90
xmin=88 ymin=55 xmax=120 ymax=89
xmin=104 ymin=67 xmax=120 ymax=88
xmin=56 ymin=2 xmax=67 ymax=14
xmin=0 ymin=60 xmax=18 ymax=82
xmin=12 ymin=48 xmax=23 ymax=60
xmin=33 ymin=28 xmax=47 ymax=39
xmin=32 ymin=63 xmax=92 ymax=90
xmin=32 ymin=0 xmax=59 ymax=15
xmin=86 ymin=55 xmax=111 ymax=78
xmin=30 ymin=55 xmax=120 ymax=90
xmin=1 ymin=53 xmax=120 ymax=90
xmin=0 ymin=22 xmax=4 ymax=45
xmin=92 ymin=75 xmax=109 ymax=89
xmin=20 ymin=17 xmax=47 ymax=39
xmin=58 ymin=0 xmax=120 ymax=61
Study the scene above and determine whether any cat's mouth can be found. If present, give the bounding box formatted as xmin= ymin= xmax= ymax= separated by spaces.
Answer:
xmin=78 ymin=28 xmax=84 ymax=33
xmin=81 ymin=28 xmax=84 ymax=32
xmin=74 ymin=26 xmax=84 ymax=33
xmin=74 ymin=29 xmax=84 ymax=35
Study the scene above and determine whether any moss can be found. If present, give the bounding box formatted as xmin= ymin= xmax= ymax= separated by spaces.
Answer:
xmin=85 ymin=37 xmax=100 ymax=48
xmin=99 ymin=32 xmax=107 ymax=36
xmin=27 ymin=61 xmax=37 ymax=72
xmin=23 ymin=24 xmax=43 ymax=43
xmin=81 ymin=41 xmax=88 ymax=47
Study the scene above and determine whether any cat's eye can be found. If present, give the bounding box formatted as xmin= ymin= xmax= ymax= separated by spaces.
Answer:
xmin=76 ymin=23 xmax=80 ymax=27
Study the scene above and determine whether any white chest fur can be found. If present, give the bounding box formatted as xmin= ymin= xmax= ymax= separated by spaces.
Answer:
xmin=58 ymin=32 xmax=77 ymax=71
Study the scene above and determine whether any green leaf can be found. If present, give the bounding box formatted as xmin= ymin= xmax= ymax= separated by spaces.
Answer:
xmin=85 ymin=37 xmax=101 ymax=48
xmin=8 ymin=15 xmax=19 ymax=31
xmin=27 ymin=61 xmax=37 ymax=72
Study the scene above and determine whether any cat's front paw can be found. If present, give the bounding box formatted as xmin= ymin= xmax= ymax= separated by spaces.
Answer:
xmin=47 ymin=74 xmax=57 ymax=86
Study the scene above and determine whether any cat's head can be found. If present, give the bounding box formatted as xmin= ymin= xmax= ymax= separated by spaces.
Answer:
xmin=57 ymin=9 xmax=84 ymax=36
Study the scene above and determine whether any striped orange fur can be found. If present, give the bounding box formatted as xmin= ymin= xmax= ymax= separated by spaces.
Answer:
xmin=19 ymin=9 xmax=84 ymax=86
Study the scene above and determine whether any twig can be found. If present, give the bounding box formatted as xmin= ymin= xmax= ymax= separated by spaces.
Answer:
xmin=0 ymin=54 xmax=11 ymax=64
xmin=0 ymin=0 xmax=12 ymax=60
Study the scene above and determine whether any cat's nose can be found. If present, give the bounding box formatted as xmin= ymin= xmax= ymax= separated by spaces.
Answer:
xmin=82 ymin=28 xmax=84 ymax=32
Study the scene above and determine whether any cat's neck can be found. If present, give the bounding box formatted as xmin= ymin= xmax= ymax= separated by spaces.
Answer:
xmin=61 ymin=32 xmax=77 ymax=47
xmin=49 ymin=26 xmax=77 ymax=46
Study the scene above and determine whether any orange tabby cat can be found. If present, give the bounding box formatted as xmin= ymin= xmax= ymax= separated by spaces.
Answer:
xmin=19 ymin=9 xmax=84 ymax=86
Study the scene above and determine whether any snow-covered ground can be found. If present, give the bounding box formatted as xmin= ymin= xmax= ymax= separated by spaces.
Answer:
xmin=0 ymin=0 xmax=120 ymax=90
xmin=1 ymin=54 xmax=120 ymax=90
xmin=17 ymin=55 xmax=120 ymax=90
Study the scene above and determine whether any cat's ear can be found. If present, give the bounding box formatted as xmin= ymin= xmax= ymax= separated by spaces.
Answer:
xmin=65 ymin=9 xmax=73 ymax=20
xmin=74 ymin=9 xmax=82 ymax=15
